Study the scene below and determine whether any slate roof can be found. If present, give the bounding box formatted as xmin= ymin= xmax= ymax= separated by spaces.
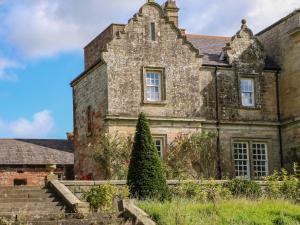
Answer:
xmin=0 ymin=139 xmax=74 ymax=165
xmin=186 ymin=34 xmax=279 ymax=69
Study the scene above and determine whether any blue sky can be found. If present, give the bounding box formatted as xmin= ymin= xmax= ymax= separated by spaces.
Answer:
xmin=0 ymin=0 xmax=299 ymax=139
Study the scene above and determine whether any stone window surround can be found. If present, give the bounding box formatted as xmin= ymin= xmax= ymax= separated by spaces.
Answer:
xmin=237 ymin=73 xmax=262 ymax=110
xmin=141 ymin=67 xmax=167 ymax=105
xmin=231 ymin=138 xmax=271 ymax=180
xmin=152 ymin=134 xmax=167 ymax=159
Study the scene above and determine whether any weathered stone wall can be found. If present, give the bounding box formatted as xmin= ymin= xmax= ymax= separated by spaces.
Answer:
xmin=0 ymin=167 xmax=49 ymax=186
xmin=217 ymin=68 xmax=278 ymax=122
xmin=257 ymin=10 xmax=300 ymax=169
xmin=218 ymin=124 xmax=281 ymax=177
xmin=84 ymin=24 xmax=125 ymax=69
xmin=257 ymin=10 xmax=300 ymax=121
xmin=72 ymin=1 xmax=282 ymax=179
xmin=103 ymin=3 xmax=202 ymax=119
xmin=281 ymin=121 xmax=300 ymax=170
xmin=72 ymin=64 xmax=108 ymax=179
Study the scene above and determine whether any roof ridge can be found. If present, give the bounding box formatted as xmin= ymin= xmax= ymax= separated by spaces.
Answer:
xmin=186 ymin=34 xmax=231 ymax=39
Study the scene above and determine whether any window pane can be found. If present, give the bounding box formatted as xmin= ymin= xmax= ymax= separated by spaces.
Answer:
xmin=153 ymin=138 xmax=163 ymax=158
xmin=233 ymin=142 xmax=249 ymax=178
xmin=252 ymin=143 xmax=268 ymax=179
xmin=241 ymin=78 xmax=254 ymax=106
xmin=241 ymin=79 xmax=253 ymax=92
xmin=145 ymin=72 xmax=161 ymax=102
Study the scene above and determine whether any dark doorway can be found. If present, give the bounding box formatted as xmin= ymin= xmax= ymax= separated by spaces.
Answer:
xmin=14 ymin=179 xmax=27 ymax=186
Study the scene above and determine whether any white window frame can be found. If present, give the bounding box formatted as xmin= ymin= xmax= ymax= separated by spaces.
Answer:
xmin=153 ymin=137 xmax=164 ymax=159
xmin=145 ymin=72 xmax=161 ymax=102
xmin=240 ymin=78 xmax=255 ymax=107
xmin=233 ymin=140 xmax=269 ymax=180
xmin=252 ymin=143 xmax=268 ymax=179
xmin=233 ymin=142 xmax=250 ymax=178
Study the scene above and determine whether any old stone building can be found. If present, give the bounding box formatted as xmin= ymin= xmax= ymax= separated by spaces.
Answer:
xmin=71 ymin=0 xmax=300 ymax=179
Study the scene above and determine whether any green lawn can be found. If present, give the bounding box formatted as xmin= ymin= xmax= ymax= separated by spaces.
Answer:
xmin=138 ymin=199 xmax=300 ymax=225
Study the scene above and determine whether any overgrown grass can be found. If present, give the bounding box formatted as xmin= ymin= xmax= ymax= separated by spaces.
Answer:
xmin=138 ymin=199 xmax=300 ymax=225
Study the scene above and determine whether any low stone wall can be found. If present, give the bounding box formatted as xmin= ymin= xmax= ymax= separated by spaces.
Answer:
xmin=61 ymin=179 xmax=268 ymax=199
xmin=61 ymin=180 xmax=127 ymax=199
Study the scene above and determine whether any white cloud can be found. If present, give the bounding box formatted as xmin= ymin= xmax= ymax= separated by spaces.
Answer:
xmin=247 ymin=0 xmax=299 ymax=33
xmin=0 ymin=110 xmax=55 ymax=138
xmin=1 ymin=0 xmax=299 ymax=57
xmin=0 ymin=58 xmax=19 ymax=81
xmin=3 ymin=0 xmax=144 ymax=58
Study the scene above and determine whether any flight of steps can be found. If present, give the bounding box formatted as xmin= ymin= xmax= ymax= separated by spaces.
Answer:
xmin=0 ymin=186 xmax=123 ymax=225
xmin=0 ymin=186 xmax=66 ymax=223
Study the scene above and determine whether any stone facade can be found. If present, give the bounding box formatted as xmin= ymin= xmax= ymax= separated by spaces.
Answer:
xmin=71 ymin=1 xmax=299 ymax=179
xmin=257 ymin=9 xmax=300 ymax=170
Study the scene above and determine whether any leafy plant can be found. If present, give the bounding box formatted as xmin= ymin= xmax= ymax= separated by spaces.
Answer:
xmin=265 ymin=167 xmax=300 ymax=202
xmin=127 ymin=112 xmax=170 ymax=200
xmin=171 ymin=181 xmax=232 ymax=203
xmin=223 ymin=178 xmax=262 ymax=199
xmin=90 ymin=133 xmax=132 ymax=180
xmin=83 ymin=183 xmax=117 ymax=211
xmin=166 ymin=132 xmax=219 ymax=179
xmin=171 ymin=182 xmax=207 ymax=201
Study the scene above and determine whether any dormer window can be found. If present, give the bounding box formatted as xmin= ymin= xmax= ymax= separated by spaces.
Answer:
xmin=150 ymin=22 xmax=156 ymax=41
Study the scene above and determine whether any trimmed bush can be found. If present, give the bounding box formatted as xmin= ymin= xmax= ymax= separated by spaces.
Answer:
xmin=127 ymin=113 xmax=170 ymax=200
xmin=83 ymin=184 xmax=117 ymax=211
xmin=224 ymin=178 xmax=262 ymax=199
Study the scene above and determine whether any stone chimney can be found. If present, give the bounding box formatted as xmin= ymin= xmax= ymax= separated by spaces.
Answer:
xmin=163 ymin=0 xmax=179 ymax=27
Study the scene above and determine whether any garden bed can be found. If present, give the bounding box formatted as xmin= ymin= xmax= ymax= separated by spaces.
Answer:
xmin=138 ymin=199 xmax=300 ymax=225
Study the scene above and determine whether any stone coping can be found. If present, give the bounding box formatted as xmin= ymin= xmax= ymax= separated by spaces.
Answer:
xmin=49 ymin=180 xmax=89 ymax=215
xmin=121 ymin=199 xmax=156 ymax=225
xmin=61 ymin=180 xmax=268 ymax=186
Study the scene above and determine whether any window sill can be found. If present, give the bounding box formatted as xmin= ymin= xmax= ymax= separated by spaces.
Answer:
xmin=239 ymin=105 xmax=261 ymax=110
xmin=142 ymin=101 xmax=167 ymax=106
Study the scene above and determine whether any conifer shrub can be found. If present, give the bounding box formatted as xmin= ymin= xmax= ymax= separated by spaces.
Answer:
xmin=127 ymin=112 xmax=170 ymax=200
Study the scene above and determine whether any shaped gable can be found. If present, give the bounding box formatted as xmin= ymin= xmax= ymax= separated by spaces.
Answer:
xmin=223 ymin=20 xmax=266 ymax=73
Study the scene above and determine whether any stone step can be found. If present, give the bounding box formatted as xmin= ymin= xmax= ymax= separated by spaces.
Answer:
xmin=0 ymin=202 xmax=63 ymax=210
xmin=0 ymin=192 xmax=54 ymax=199
xmin=0 ymin=186 xmax=43 ymax=191
xmin=0 ymin=211 xmax=65 ymax=220
xmin=0 ymin=207 xmax=64 ymax=215
xmin=0 ymin=197 xmax=57 ymax=203
xmin=28 ymin=218 xmax=121 ymax=225
xmin=0 ymin=189 xmax=48 ymax=194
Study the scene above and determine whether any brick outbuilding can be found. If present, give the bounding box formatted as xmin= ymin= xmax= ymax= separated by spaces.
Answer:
xmin=0 ymin=139 xmax=74 ymax=186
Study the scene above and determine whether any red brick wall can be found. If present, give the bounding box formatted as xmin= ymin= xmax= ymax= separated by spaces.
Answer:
xmin=0 ymin=168 xmax=49 ymax=187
